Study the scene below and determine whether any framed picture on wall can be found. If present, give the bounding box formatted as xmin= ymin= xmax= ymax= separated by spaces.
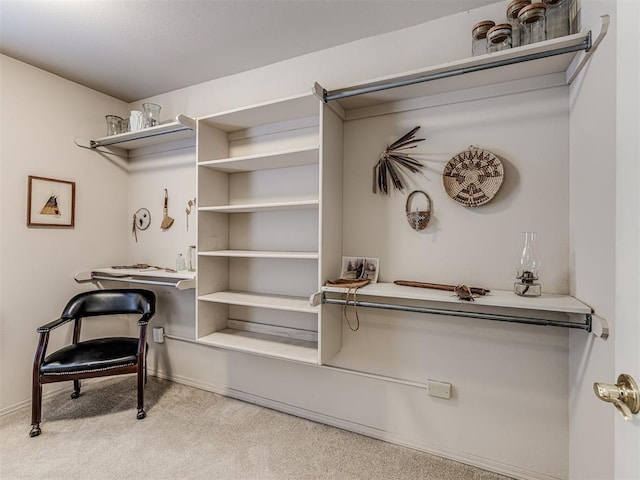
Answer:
xmin=27 ymin=175 xmax=76 ymax=228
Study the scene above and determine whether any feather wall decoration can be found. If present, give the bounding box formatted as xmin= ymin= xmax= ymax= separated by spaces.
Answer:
xmin=373 ymin=126 xmax=425 ymax=195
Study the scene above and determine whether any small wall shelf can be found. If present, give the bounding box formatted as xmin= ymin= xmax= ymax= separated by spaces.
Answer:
xmin=89 ymin=114 xmax=196 ymax=151
xmin=321 ymin=283 xmax=608 ymax=338
xmin=75 ymin=268 xmax=196 ymax=290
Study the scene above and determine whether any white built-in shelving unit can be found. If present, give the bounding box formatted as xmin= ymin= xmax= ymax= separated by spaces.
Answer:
xmin=196 ymin=94 xmax=343 ymax=364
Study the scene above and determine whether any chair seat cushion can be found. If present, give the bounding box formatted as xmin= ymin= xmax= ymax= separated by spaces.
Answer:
xmin=40 ymin=337 xmax=138 ymax=375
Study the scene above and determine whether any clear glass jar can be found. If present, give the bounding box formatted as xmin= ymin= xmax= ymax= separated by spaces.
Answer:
xmin=487 ymin=24 xmax=513 ymax=53
xmin=471 ymin=20 xmax=495 ymax=56
xmin=506 ymin=0 xmax=531 ymax=48
xmin=518 ymin=2 xmax=547 ymax=46
xmin=545 ymin=0 xmax=570 ymax=39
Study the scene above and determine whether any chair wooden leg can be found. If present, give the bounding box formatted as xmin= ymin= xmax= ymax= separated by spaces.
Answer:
xmin=71 ymin=380 xmax=81 ymax=399
xmin=136 ymin=366 xmax=146 ymax=420
xmin=30 ymin=381 xmax=42 ymax=437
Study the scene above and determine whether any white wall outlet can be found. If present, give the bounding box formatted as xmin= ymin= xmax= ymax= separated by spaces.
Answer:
xmin=152 ymin=327 xmax=165 ymax=344
xmin=427 ymin=380 xmax=452 ymax=399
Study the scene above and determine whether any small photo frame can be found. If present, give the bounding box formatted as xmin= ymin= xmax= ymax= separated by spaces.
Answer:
xmin=340 ymin=256 xmax=380 ymax=283
xmin=27 ymin=175 xmax=76 ymax=228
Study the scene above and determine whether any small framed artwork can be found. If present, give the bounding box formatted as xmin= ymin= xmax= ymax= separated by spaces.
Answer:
xmin=27 ymin=175 xmax=76 ymax=228
xmin=340 ymin=256 xmax=380 ymax=283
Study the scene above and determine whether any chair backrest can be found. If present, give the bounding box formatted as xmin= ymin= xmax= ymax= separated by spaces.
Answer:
xmin=61 ymin=289 xmax=156 ymax=320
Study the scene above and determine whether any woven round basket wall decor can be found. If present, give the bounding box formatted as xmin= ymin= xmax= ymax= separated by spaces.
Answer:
xmin=442 ymin=147 xmax=504 ymax=207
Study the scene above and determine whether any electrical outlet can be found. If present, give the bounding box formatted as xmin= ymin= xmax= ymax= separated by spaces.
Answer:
xmin=152 ymin=327 xmax=165 ymax=344
xmin=427 ymin=380 xmax=451 ymax=399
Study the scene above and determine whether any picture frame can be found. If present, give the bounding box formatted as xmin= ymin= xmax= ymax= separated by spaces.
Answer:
xmin=27 ymin=175 xmax=76 ymax=228
xmin=339 ymin=256 xmax=380 ymax=283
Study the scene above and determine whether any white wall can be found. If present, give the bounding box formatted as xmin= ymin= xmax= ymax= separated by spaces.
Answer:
xmin=568 ymin=2 xmax=617 ymax=479
xmin=0 ymin=55 xmax=130 ymax=411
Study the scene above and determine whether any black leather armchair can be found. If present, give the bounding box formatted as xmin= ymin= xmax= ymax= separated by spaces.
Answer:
xmin=30 ymin=289 xmax=156 ymax=437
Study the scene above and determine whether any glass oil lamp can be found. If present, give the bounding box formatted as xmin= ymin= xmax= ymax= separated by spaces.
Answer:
xmin=514 ymin=231 xmax=541 ymax=296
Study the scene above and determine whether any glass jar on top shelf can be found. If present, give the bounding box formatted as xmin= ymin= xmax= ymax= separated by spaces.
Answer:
xmin=471 ymin=20 xmax=495 ymax=56
xmin=545 ymin=0 xmax=570 ymax=39
xmin=514 ymin=231 xmax=542 ymax=297
xmin=506 ymin=0 xmax=531 ymax=47
xmin=518 ymin=2 xmax=547 ymax=46
xmin=487 ymin=24 xmax=513 ymax=53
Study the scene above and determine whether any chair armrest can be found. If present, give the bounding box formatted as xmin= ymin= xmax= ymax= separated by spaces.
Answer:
xmin=37 ymin=317 xmax=73 ymax=333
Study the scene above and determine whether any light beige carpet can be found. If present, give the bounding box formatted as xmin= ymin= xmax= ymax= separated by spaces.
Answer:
xmin=0 ymin=377 xmax=513 ymax=480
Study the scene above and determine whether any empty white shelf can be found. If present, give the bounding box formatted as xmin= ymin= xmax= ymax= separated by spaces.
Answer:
xmin=199 ymin=146 xmax=319 ymax=172
xmin=198 ymin=329 xmax=318 ymax=364
xmin=199 ymin=199 xmax=319 ymax=213
xmin=199 ymin=291 xmax=318 ymax=313
xmin=199 ymin=250 xmax=319 ymax=259
xmin=199 ymin=94 xmax=320 ymax=131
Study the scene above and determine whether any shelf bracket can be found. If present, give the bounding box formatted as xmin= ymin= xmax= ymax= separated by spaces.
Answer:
xmin=321 ymin=293 xmax=608 ymax=338
xmin=566 ymin=15 xmax=610 ymax=84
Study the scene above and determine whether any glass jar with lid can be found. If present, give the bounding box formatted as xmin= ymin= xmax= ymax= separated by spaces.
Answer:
xmin=506 ymin=0 xmax=531 ymax=47
xmin=471 ymin=20 xmax=495 ymax=56
xmin=487 ymin=24 xmax=513 ymax=53
xmin=518 ymin=2 xmax=547 ymax=46
xmin=545 ymin=0 xmax=570 ymax=39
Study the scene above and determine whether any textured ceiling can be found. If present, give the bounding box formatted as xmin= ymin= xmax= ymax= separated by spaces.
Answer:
xmin=0 ymin=0 xmax=497 ymax=102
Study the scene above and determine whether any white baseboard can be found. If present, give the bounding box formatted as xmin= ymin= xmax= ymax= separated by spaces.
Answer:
xmin=151 ymin=369 xmax=561 ymax=480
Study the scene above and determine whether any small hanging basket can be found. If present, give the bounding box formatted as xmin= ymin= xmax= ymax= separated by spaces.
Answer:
xmin=405 ymin=190 xmax=432 ymax=231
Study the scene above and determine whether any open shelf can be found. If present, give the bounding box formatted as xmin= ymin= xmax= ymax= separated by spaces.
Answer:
xmin=199 ymin=250 xmax=319 ymax=259
xmin=198 ymin=329 xmax=318 ymax=364
xmin=322 ymin=282 xmax=592 ymax=315
xmin=199 ymin=94 xmax=319 ymax=131
xmin=90 ymin=115 xmax=196 ymax=150
xmin=199 ymin=199 xmax=319 ymax=213
xmin=75 ymin=267 xmax=196 ymax=290
xmin=199 ymin=291 xmax=318 ymax=313
xmin=321 ymin=282 xmax=608 ymax=337
xmin=199 ymin=146 xmax=319 ymax=172
xmin=316 ymin=28 xmax=604 ymax=119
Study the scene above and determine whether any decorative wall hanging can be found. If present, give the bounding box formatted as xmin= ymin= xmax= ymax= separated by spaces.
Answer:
xmin=132 ymin=207 xmax=151 ymax=243
xmin=373 ymin=126 xmax=425 ymax=195
xmin=185 ymin=198 xmax=196 ymax=231
xmin=27 ymin=175 xmax=75 ymax=228
xmin=160 ymin=189 xmax=174 ymax=230
xmin=405 ymin=190 xmax=432 ymax=231
xmin=442 ymin=146 xmax=504 ymax=207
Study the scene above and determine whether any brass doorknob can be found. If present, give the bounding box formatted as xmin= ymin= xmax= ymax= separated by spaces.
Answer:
xmin=593 ymin=374 xmax=640 ymax=421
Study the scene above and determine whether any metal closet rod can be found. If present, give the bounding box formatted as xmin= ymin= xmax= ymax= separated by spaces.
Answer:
xmin=322 ymin=296 xmax=592 ymax=333
xmin=321 ymin=33 xmax=592 ymax=103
